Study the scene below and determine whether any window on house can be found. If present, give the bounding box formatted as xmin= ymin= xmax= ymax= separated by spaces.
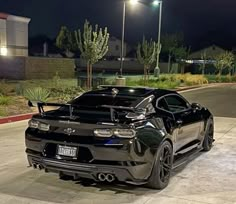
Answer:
xmin=115 ymin=45 xmax=119 ymax=51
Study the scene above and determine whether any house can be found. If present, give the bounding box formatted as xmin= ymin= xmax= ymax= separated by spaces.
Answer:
xmin=0 ymin=12 xmax=31 ymax=56
xmin=188 ymin=45 xmax=226 ymax=61
xmin=185 ymin=45 xmax=228 ymax=74
xmin=106 ymin=36 xmax=132 ymax=58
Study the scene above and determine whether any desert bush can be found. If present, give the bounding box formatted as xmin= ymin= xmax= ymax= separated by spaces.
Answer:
xmin=0 ymin=94 xmax=11 ymax=105
xmin=231 ymin=75 xmax=236 ymax=82
xmin=15 ymin=84 xmax=25 ymax=96
xmin=0 ymin=80 xmax=15 ymax=95
xmin=52 ymin=72 xmax=61 ymax=88
xmin=126 ymin=78 xmax=181 ymax=89
xmin=0 ymin=107 xmax=7 ymax=117
xmin=23 ymin=87 xmax=50 ymax=102
xmin=49 ymin=86 xmax=84 ymax=103
xmin=173 ymin=73 xmax=208 ymax=86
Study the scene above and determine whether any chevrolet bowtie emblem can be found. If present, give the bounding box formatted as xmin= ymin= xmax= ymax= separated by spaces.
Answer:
xmin=64 ymin=128 xmax=75 ymax=135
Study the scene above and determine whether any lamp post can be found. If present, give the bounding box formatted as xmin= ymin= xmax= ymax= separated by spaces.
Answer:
xmin=153 ymin=0 xmax=163 ymax=78
xmin=120 ymin=0 xmax=138 ymax=77
xmin=120 ymin=1 xmax=126 ymax=77
xmin=120 ymin=0 xmax=162 ymax=77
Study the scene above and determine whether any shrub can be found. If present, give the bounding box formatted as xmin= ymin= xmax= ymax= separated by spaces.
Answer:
xmin=0 ymin=95 xmax=11 ymax=105
xmin=173 ymin=74 xmax=208 ymax=86
xmin=49 ymin=86 xmax=84 ymax=103
xmin=0 ymin=80 xmax=15 ymax=95
xmin=126 ymin=78 xmax=181 ymax=89
xmin=231 ymin=75 xmax=236 ymax=82
xmin=23 ymin=87 xmax=50 ymax=102
xmin=0 ymin=107 xmax=7 ymax=117
xmin=221 ymin=75 xmax=232 ymax=83
xmin=15 ymin=84 xmax=24 ymax=96
xmin=52 ymin=72 xmax=61 ymax=88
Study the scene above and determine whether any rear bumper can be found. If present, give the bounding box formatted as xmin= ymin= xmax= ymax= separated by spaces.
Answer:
xmin=25 ymin=127 xmax=157 ymax=184
xmin=27 ymin=154 xmax=149 ymax=184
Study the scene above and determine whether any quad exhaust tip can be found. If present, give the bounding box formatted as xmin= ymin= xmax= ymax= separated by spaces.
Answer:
xmin=98 ymin=173 xmax=106 ymax=182
xmin=32 ymin=163 xmax=44 ymax=170
xmin=97 ymin=173 xmax=115 ymax=182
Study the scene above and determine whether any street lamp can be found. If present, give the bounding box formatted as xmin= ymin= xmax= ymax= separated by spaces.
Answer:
xmin=0 ymin=47 xmax=7 ymax=56
xmin=120 ymin=0 xmax=139 ymax=77
xmin=120 ymin=0 xmax=163 ymax=77
xmin=153 ymin=0 xmax=163 ymax=78
xmin=130 ymin=0 xmax=138 ymax=5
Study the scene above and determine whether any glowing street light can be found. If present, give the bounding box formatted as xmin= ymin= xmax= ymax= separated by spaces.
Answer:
xmin=130 ymin=0 xmax=138 ymax=5
xmin=0 ymin=47 xmax=8 ymax=56
xmin=152 ymin=0 xmax=160 ymax=6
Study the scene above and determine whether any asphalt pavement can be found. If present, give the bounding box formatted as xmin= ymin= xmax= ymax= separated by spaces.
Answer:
xmin=181 ymin=84 xmax=236 ymax=118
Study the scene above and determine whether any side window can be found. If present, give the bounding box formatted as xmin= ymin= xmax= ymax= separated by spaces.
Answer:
xmin=157 ymin=98 xmax=169 ymax=111
xmin=165 ymin=95 xmax=189 ymax=112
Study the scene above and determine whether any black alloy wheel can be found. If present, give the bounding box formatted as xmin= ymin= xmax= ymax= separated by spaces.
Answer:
xmin=147 ymin=140 xmax=173 ymax=189
xmin=203 ymin=119 xmax=214 ymax=151
xmin=159 ymin=145 xmax=172 ymax=183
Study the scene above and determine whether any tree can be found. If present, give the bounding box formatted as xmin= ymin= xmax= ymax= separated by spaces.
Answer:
xmin=161 ymin=33 xmax=184 ymax=73
xmin=214 ymin=52 xmax=234 ymax=75
xmin=56 ymin=26 xmax=73 ymax=57
xmin=75 ymin=20 xmax=109 ymax=89
xmin=200 ymin=50 xmax=207 ymax=75
xmin=174 ymin=46 xmax=190 ymax=74
xmin=137 ymin=37 xmax=156 ymax=84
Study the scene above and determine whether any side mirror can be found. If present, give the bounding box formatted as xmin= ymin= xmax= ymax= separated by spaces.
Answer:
xmin=191 ymin=103 xmax=202 ymax=110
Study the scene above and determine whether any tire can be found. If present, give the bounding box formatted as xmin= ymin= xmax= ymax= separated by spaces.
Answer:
xmin=202 ymin=118 xmax=214 ymax=151
xmin=147 ymin=140 xmax=173 ymax=190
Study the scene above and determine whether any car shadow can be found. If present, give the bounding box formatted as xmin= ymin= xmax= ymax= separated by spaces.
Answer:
xmin=0 ymin=151 xmax=204 ymax=203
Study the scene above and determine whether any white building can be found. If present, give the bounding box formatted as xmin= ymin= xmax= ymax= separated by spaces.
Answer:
xmin=0 ymin=13 xmax=31 ymax=56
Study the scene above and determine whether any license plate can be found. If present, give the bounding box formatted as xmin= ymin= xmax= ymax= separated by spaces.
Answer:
xmin=57 ymin=145 xmax=78 ymax=157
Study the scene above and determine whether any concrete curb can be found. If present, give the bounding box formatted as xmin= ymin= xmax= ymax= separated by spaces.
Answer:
xmin=0 ymin=113 xmax=35 ymax=124
xmin=175 ymin=85 xmax=202 ymax=92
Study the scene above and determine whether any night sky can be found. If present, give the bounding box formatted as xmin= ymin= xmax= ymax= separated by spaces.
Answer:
xmin=1 ymin=0 xmax=236 ymax=50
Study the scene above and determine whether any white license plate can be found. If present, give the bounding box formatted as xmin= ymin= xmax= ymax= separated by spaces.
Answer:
xmin=57 ymin=145 xmax=78 ymax=157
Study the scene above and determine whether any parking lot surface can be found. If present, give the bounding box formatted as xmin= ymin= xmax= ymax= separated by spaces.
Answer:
xmin=0 ymin=117 xmax=235 ymax=204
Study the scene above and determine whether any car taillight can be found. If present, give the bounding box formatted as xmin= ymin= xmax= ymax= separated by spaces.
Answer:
xmin=28 ymin=120 xmax=50 ymax=131
xmin=38 ymin=122 xmax=50 ymax=131
xmin=114 ymin=129 xmax=136 ymax=138
xmin=94 ymin=129 xmax=113 ymax=137
xmin=28 ymin=120 xmax=39 ymax=129
xmin=94 ymin=129 xmax=136 ymax=138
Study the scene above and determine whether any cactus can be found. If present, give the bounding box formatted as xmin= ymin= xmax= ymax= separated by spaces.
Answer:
xmin=137 ymin=37 xmax=157 ymax=84
xmin=75 ymin=20 xmax=109 ymax=89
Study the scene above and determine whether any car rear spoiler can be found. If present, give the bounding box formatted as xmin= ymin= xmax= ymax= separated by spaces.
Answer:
xmin=28 ymin=101 xmax=146 ymax=122
xmin=28 ymin=101 xmax=76 ymax=119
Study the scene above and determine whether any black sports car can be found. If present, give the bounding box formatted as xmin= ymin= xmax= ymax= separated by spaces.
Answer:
xmin=25 ymin=86 xmax=214 ymax=189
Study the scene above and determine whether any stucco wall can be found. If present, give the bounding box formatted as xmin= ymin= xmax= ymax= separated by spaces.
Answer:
xmin=0 ymin=56 xmax=25 ymax=79
xmin=76 ymin=59 xmax=170 ymax=74
xmin=0 ymin=57 xmax=75 ymax=80
xmin=25 ymin=57 xmax=75 ymax=79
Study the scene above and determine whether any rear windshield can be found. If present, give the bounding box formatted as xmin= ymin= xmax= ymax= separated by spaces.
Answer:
xmin=69 ymin=94 xmax=141 ymax=107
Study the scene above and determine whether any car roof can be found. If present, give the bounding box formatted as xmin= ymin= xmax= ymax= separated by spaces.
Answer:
xmin=84 ymin=86 xmax=176 ymax=98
